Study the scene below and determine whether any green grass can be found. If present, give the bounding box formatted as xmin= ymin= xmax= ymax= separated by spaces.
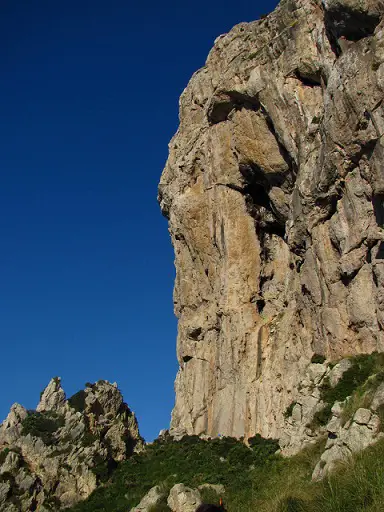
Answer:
xmin=64 ymin=431 xmax=384 ymax=512
xmin=238 ymin=438 xmax=384 ymax=512
xmin=64 ymin=353 xmax=384 ymax=512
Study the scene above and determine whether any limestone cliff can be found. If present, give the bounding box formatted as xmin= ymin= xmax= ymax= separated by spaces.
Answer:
xmin=159 ymin=0 xmax=384 ymax=443
xmin=0 ymin=378 xmax=143 ymax=511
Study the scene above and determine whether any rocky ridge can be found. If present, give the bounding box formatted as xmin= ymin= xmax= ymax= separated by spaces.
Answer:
xmin=159 ymin=0 xmax=384 ymax=446
xmin=0 ymin=378 xmax=143 ymax=511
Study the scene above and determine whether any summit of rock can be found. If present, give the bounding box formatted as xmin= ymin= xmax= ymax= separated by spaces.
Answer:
xmin=0 ymin=378 xmax=143 ymax=511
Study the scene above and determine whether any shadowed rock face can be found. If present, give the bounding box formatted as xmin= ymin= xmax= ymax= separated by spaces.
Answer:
xmin=0 ymin=378 xmax=143 ymax=511
xmin=159 ymin=0 xmax=384 ymax=441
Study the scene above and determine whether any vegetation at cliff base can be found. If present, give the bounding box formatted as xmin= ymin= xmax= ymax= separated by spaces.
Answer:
xmin=66 ymin=434 xmax=279 ymax=512
xmin=65 ymin=434 xmax=384 ymax=512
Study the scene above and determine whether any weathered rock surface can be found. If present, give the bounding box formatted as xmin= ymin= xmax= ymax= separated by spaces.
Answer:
xmin=159 ymin=0 xmax=384 ymax=441
xmin=0 ymin=378 xmax=143 ymax=511
xmin=130 ymin=485 xmax=164 ymax=512
xmin=167 ymin=483 xmax=202 ymax=512
xmin=312 ymin=404 xmax=384 ymax=480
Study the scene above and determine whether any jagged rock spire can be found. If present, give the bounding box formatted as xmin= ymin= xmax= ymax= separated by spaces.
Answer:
xmin=36 ymin=376 xmax=66 ymax=412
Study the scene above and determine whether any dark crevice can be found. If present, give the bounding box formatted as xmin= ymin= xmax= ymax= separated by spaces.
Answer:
xmin=340 ymin=270 xmax=358 ymax=286
xmin=207 ymin=91 xmax=260 ymax=125
xmin=260 ymin=274 xmax=273 ymax=289
xmin=350 ymin=138 xmax=377 ymax=165
xmin=256 ymin=329 xmax=263 ymax=379
xmin=157 ymin=185 xmax=170 ymax=220
xmin=256 ymin=299 xmax=266 ymax=314
xmin=240 ymin=164 xmax=287 ymax=240
xmin=324 ymin=6 xmax=381 ymax=56
xmin=376 ymin=242 xmax=384 ymax=260
xmin=182 ymin=355 xmax=193 ymax=363
xmin=314 ymin=190 xmax=340 ymax=222
xmin=373 ymin=194 xmax=384 ymax=228
xmin=373 ymin=270 xmax=379 ymax=287
xmin=296 ymin=259 xmax=304 ymax=273
xmin=244 ymin=180 xmax=270 ymax=209
xmin=188 ymin=327 xmax=202 ymax=340
xmin=262 ymin=220 xmax=286 ymax=239
xmin=294 ymin=69 xmax=322 ymax=87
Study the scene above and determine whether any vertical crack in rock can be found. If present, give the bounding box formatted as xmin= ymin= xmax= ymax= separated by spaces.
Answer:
xmin=159 ymin=0 xmax=384 ymax=442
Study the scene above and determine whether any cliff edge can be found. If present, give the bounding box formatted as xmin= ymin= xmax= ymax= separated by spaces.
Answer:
xmin=159 ymin=0 xmax=384 ymax=443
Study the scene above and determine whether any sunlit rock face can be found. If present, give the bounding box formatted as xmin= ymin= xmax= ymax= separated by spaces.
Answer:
xmin=0 ymin=378 xmax=143 ymax=511
xmin=159 ymin=0 xmax=384 ymax=441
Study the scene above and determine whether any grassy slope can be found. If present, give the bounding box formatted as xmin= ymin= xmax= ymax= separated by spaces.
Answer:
xmin=65 ymin=435 xmax=384 ymax=512
xmin=66 ymin=353 xmax=384 ymax=512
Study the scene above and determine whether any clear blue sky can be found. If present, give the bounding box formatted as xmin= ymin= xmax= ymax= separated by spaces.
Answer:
xmin=0 ymin=0 xmax=278 ymax=441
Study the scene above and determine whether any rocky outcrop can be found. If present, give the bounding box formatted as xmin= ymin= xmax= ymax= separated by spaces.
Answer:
xmin=159 ymin=0 xmax=384 ymax=441
xmin=280 ymin=353 xmax=384 ymax=458
xmin=312 ymin=368 xmax=384 ymax=480
xmin=312 ymin=405 xmax=383 ymax=480
xmin=0 ymin=378 xmax=143 ymax=511
xmin=130 ymin=485 xmax=164 ymax=512
xmin=167 ymin=484 xmax=202 ymax=512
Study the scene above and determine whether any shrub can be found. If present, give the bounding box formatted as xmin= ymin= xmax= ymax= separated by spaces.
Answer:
xmin=309 ymin=353 xmax=384 ymax=430
xmin=68 ymin=390 xmax=87 ymax=413
xmin=66 ymin=435 xmax=280 ymax=512
xmin=82 ymin=431 xmax=98 ymax=447
xmin=321 ymin=353 xmax=384 ymax=406
xmin=91 ymin=455 xmax=109 ymax=483
xmin=309 ymin=404 xmax=333 ymax=430
xmin=284 ymin=402 xmax=297 ymax=419
xmin=44 ymin=495 xmax=62 ymax=510
xmin=21 ymin=412 xmax=64 ymax=446
xmin=248 ymin=434 xmax=279 ymax=460
xmin=0 ymin=448 xmax=10 ymax=465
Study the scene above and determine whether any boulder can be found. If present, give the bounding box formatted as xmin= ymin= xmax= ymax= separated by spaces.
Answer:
xmin=130 ymin=485 xmax=163 ymax=512
xmin=167 ymin=483 xmax=202 ymax=512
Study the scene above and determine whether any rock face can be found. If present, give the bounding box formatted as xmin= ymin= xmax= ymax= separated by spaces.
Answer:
xmin=0 ymin=378 xmax=143 ymax=511
xmin=313 ymin=397 xmax=384 ymax=480
xmin=159 ymin=0 xmax=384 ymax=440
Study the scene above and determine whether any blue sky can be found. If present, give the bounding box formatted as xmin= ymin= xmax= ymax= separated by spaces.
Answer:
xmin=0 ymin=0 xmax=278 ymax=441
